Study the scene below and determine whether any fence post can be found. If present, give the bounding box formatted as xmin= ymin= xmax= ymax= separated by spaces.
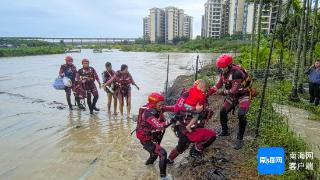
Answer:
xmin=195 ymin=55 xmax=199 ymax=81
xmin=165 ymin=55 xmax=170 ymax=102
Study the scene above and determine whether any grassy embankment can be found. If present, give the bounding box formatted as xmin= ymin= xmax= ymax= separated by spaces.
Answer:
xmin=168 ymin=64 xmax=319 ymax=179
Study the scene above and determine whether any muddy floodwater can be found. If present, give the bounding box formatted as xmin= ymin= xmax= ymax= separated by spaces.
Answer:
xmin=0 ymin=49 xmax=215 ymax=179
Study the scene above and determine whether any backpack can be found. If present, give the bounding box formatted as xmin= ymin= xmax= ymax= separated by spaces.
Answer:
xmin=232 ymin=65 xmax=252 ymax=89
xmin=234 ymin=65 xmax=257 ymax=99
xmin=136 ymin=106 xmax=148 ymax=130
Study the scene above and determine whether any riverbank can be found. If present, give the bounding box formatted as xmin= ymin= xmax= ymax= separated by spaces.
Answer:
xmin=166 ymin=64 xmax=319 ymax=179
xmin=0 ymin=39 xmax=65 ymax=57
xmin=82 ymin=39 xmax=250 ymax=53
xmin=0 ymin=46 xmax=65 ymax=57
xmin=0 ymin=38 xmax=249 ymax=57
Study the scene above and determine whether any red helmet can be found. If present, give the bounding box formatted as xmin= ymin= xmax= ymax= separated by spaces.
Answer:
xmin=82 ymin=58 xmax=89 ymax=64
xmin=65 ymin=56 xmax=73 ymax=62
xmin=148 ymin=92 xmax=165 ymax=104
xmin=215 ymin=54 xmax=233 ymax=68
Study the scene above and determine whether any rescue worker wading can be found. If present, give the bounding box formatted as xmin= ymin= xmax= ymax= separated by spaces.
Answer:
xmin=208 ymin=54 xmax=252 ymax=150
xmin=77 ymin=58 xmax=102 ymax=114
xmin=59 ymin=56 xmax=84 ymax=110
xmin=102 ymin=62 xmax=118 ymax=114
xmin=116 ymin=64 xmax=139 ymax=118
xmin=136 ymin=92 xmax=175 ymax=180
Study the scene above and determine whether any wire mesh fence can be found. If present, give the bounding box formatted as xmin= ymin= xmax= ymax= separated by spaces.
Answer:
xmin=250 ymin=69 xmax=294 ymax=137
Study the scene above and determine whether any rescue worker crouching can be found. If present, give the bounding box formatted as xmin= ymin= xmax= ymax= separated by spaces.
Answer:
xmin=208 ymin=54 xmax=252 ymax=150
xmin=168 ymin=80 xmax=217 ymax=163
xmin=136 ymin=92 xmax=175 ymax=179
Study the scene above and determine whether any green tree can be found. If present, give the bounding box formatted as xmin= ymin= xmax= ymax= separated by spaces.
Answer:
xmin=290 ymin=0 xmax=307 ymax=100
xmin=309 ymin=0 xmax=319 ymax=64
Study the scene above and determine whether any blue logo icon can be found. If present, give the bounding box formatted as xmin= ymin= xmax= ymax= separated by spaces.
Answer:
xmin=258 ymin=147 xmax=285 ymax=174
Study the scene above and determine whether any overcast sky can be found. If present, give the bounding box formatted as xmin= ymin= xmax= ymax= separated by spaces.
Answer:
xmin=0 ymin=0 xmax=206 ymax=38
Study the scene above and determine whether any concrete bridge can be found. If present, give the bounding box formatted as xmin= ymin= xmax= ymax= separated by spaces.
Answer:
xmin=0 ymin=37 xmax=138 ymax=45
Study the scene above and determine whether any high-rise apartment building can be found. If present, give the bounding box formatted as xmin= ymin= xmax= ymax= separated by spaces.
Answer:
xmin=202 ymin=0 xmax=229 ymax=38
xmin=242 ymin=3 xmax=254 ymax=34
xmin=144 ymin=7 xmax=193 ymax=43
xmin=201 ymin=15 xmax=206 ymax=37
xmin=164 ymin=7 xmax=184 ymax=43
xmin=149 ymin=8 xmax=165 ymax=43
xmin=229 ymin=1 xmax=281 ymax=35
xmin=184 ymin=16 xmax=193 ymax=39
xmin=143 ymin=17 xmax=150 ymax=39
xmin=229 ymin=0 xmax=245 ymax=35
xmin=202 ymin=0 xmax=281 ymax=37
xmin=221 ymin=0 xmax=230 ymax=36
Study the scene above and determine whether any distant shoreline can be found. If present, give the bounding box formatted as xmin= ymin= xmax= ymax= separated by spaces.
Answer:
xmin=0 ymin=47 xmax=241 ymax=58
xmin=0 ymin=46 xmax=65 ymax=57
xmin=0 ymin=38 xmax=246 ymax=57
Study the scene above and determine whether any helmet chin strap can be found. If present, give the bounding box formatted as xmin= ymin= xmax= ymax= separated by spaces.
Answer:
xmin=222 ymin=65 xmax=231 ymax=74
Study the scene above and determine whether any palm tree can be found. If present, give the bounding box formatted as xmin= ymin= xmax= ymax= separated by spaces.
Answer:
xmin=250 ymin=0 xmax=258 ymax=70
xmin=298 ymin=0 xmax=311 ymax=93
xmin=309 ymin=0 xmax=319 ymax=65
xmin=290 ymin=0 xmax=307 ymax=100
xmin=302 ymin=0 xmax=311 ymax=67
xmin=254 ymin=0 xmax=265 ymax=69
xmin=274 ymin=0 xmax=289 ymax=77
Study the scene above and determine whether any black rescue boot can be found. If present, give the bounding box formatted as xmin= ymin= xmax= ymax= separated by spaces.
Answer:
xmin=75 ymin=97 xmax=85 ymax=110
xmin=87 ymin=98 xmax=93 ymax=114
xmin=92 ymin=96 xmax=100 ymax=111
xmin=234 ymin=139 xmax=244 ymax=150
xmin=189 ymin=145 xmax=202 ymax=158
xmin=66 ymin=93 xmax=73 ymax=110
xmin=145 ymin=154 xmax=158 ymax=165
xmin=234 ymin=114 xmax=247 ymax=150
xmin=219 ymin=108 xmax=230 ymax=136
xmin=78 ymin=104 xmax=86 ymax=110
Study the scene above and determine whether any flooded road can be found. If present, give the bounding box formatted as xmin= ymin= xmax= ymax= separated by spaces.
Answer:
xmin=0 ymin=49 xmax=215 ymax=179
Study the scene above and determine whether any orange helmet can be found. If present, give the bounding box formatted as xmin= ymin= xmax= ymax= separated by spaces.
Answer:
xmin=148 ymin=92 xmax=165 ymax=104
xmin=215 ymin=54 xmax=233 ymax=68
xmin=64 ymin=56 xmax=73 ymax=62
xmin=82 ymin=58 xmax=89 ymax=64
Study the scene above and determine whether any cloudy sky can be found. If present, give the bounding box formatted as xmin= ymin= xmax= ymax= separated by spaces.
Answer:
xmin=0 ymin=0 xmax=206 ymax=38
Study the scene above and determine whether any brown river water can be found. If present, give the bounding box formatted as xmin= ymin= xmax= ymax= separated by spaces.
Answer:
xmin=0 ymin=49 xmax=216 ymax=180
